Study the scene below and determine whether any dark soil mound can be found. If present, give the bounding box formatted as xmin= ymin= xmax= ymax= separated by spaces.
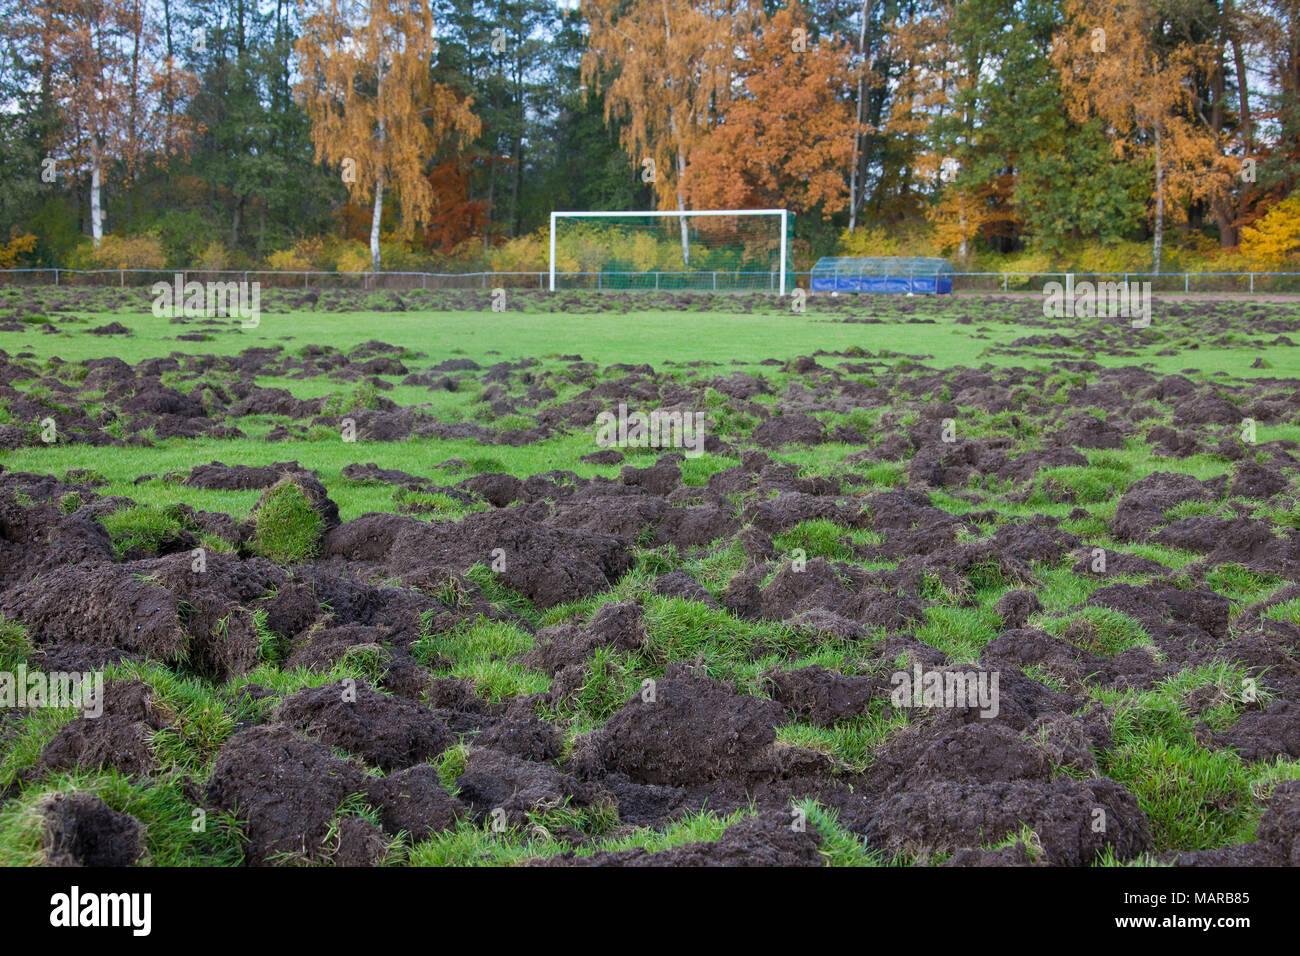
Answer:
xmin=39 ymin=681 xmax=165 ymax=777
xmin=275 ymin=682 xmax=454 ymax=771
xmin=536 ymin=809 xmax=822 ymax=866
xmin=43 ymin=792 xmax=144 ymax=867
xmin=574 ymin=666 xmax=787 ymax=786
xmin=186 ymin=460 xmax=312 ymax=490
xmin=367 ymin=764 xmax=465 ymax=840
xmin=455 ymin=747 xmax=609 ymax=826
xmin=765 ymin=665 xmax=883 ymax=726
xmin=205 ymin=724 xmax=368 ymax=864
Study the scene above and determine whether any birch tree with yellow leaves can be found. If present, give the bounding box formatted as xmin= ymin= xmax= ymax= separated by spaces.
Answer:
xmin=1053 ymin=0 xmax=1223 ymax=273
xmin=296 ymin=0 xmax=479 ymax=270
xmin=582 ymin=0 xmax=760 ymax=266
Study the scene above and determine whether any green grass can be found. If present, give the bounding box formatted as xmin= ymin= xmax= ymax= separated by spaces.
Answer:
xmin=1091 ymin=665 xmax=1299 ymax=852
xmin=914 ymin=604 xmax=1003 ymax=662
xmin=405 ymin=805 xmax=752 ymax=867
xmin=1263 ymin=596 xmax=1300 ymax=627
xmin=0 ymin=615 xmax=32 ymax=671
xmin=776 ymin=708 xmax=911 ymax=775
xmin=412 ymin=615 xmax=549 ymax=701
xmin=1039 ymin=606 xmax=1153 ymax=657
xmin=771 ymin=519 xmax=881 ymax=562
xmin=99 ymin=504 xmax=193 ymax=557
xmin=0 ymin=771 xmax=245 ymax=867
xmin=250 ymin=478 xmax=325 ymax=563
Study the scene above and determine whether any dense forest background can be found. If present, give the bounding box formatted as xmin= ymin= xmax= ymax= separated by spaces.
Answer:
xmin=0 ymin=0 xmax=1298 ymax=275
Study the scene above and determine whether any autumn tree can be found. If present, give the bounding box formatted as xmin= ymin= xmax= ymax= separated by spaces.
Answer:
xmin=685 ymin=4 xmax=859 ymax=220
xmin=582 ymin=0 xmax=759 ymax=265
xmin=15 ymin=0 xmax=197 ymax=246
xmin=1053 ymin=0 xmax=1222 ymax=272
xmin=296 ymin=0 xmax=479 ymax=270
xmin=874 ymin=0 xmax=959 ymax=225
xmin=841 ymin=0 xmax=915 ymax=231
xmin=422 ymin=156 xmax=490 ymax=255
xmin=1245 ymin=0 xmax=1300 ymax=208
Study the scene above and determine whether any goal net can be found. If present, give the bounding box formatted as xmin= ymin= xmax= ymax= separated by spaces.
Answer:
xmin=548 ymin=209 xmax=791 ymax=294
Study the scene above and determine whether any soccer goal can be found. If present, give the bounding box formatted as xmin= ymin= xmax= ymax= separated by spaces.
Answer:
xmin=548 ymin=209 xmax=791 ymax=294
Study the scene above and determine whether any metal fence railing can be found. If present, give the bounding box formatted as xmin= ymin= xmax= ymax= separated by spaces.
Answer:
xmin=2 ymin=267 xmax=1300 ymax=294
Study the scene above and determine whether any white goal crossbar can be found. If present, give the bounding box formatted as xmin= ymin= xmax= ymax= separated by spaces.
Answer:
xmin=548 ymin=209 xmax=790 ymax=295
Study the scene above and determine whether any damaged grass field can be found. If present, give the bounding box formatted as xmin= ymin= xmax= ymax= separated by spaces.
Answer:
xmin=1 ymin=285 xmax=1300 ymax=867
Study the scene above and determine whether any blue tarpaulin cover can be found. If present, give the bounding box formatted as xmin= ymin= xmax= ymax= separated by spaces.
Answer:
xmin=810 ymin=257 xmax=955 ymax=294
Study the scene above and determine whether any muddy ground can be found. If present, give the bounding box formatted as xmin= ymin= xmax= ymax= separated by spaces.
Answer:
xmin=2 ymin=291 xmax=1300 ymax=866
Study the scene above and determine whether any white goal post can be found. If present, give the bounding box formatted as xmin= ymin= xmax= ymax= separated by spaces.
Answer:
xmin=548 ymin=209 xmax=791 ymax=295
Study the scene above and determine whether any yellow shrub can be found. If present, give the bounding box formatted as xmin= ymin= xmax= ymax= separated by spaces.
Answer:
xmin=991 ymin=247 xmax=1058 ymax=288
xmin=377 ymin=241 xmax=426 ymax=271
xmin=1073 ymin=241 xmax=1154 ymax=275
xmin=266 ymin=248 xmax=310 ymax=272
xmin=267 ymin=237 xmax=327 ymax=272
xmin=0 ymin=233 xmax=38 ymax=268
xmin=195 ymin=240 xmax=230 ymax=271
xmin=86 ymin=234 xmax=166 ymax=270
xmin=489 ymin=232 xmax=547 ymax=272
xmin=838 ymin=223 xmax=939 ymax=258
xmin=334 ymin=244 xmax=372 ymax=273
xmin=1241 ymin=194 xmax=1300 ymax=268
xmin=838 ymin=226 xmax=901 ymax=257
xmin=293 ymin=237 xmax=325 ymax=268
xmin=631 ymin=232 xmax=660 ymax=272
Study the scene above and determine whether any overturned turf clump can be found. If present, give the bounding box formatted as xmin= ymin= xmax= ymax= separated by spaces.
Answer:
xmin=247 ymin=475 xmax=335 ymax=564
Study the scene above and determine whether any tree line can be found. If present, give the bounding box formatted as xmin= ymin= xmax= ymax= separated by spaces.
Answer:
xmin=0 ymin=0 xmax=1297 ymax=274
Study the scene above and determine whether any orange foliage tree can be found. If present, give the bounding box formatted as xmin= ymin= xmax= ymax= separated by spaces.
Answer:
xmin=685 ymin=5 xmax=860 ymax=219
xmin=422 ymin=158 xmax=491 ymax=256
xmin=582 ymin=0 xmax=759 ymax=265
xmin=17 ymin=0 xmax=196 ymax=246
xmin=1053 ymin=0 xmax=1224 ymax=273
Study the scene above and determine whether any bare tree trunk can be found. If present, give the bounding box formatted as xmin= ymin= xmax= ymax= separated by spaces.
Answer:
xmin=484 ymin=158 xmax=495 ymax=252
xmin=848 ymin=0 xmax=871 ymax=234
xmin=90 ymin=139 xmax=104 ymax=246
xmin=1152 ymin=122 xmax=1164 ymax=275
xmin=676 ymin=145 xmax=689 ymax=267
xmin=1230 ymin=9 xmax=1254 ymax=238
xmin=162 ymin=0 xmax=174 ymax=201
xmin=372 ymin=54 xmax=386 ymax=271
xmin=1209 ymin=19 xmax=1236 ymax=247
xmin=511 ymin=56 xmax=523 ymax=237
xmin=660 ymin=2 xmax=689 ymax=266
xmin=371 ymin=169 xmax=384 ymax=272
